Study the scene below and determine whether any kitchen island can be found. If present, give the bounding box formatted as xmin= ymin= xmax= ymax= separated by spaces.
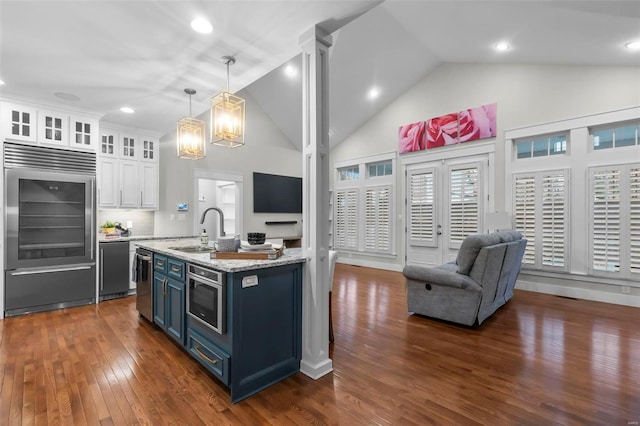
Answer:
xmin=134 ymin=238 xmax=305 ymax=403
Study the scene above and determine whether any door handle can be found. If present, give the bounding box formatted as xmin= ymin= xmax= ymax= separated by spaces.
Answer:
xmin=11 ymin=265 xmax=92 ymax=275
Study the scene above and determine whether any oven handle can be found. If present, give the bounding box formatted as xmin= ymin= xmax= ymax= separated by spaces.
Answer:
xmin=11 ymin=265 xmax=93 ymax=276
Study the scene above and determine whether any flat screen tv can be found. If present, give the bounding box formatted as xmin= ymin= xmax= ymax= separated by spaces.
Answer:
xmin=253 ymin=172 xmax=303 ymax=213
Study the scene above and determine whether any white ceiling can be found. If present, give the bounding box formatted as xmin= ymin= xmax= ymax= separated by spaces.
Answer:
xmin=1 ymin=1 xmax=639 ymax=150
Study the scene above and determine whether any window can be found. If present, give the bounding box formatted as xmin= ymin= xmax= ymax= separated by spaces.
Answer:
xmin=593 ymin=123 xmax=639 ymax=150
xmin=513 ymin=170 xmax=569 ymax=270
xmin=590 ymin=164 xmax=640 ymax=277
xmin=515 ymin=134 xmax=567 ymax=159
xmin=334 ymin=154 xmax=396 ymax=254
xmin=338 ymin=166 xmax=359 ymax=181
xmin=368 ymin=160 xmax=392 ymax=177
xmin=334 ymin=189 xmax=358 ymax=250
xmin=364 ymin=186 xmax=391 ymax=253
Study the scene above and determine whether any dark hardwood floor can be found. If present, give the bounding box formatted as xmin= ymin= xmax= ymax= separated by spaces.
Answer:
xmin=1 ymin=264 xmax=639 ymax=425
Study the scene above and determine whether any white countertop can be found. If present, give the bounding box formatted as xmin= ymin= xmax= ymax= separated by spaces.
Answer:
xmin=134 ymin=238 xmax=305 ymax=273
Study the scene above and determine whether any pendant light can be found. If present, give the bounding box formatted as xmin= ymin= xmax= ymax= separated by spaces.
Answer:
xmin=177 ymin=88 xmax=206 ymax=160
xmin=210 ymin=56 xmax=245 ymax=148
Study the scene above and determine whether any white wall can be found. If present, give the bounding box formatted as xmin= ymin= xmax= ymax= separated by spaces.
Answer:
xmin=330 ymin=63 xmax=640 ymax=305
xmin=154 ymin=89 xmax=303 ymax=240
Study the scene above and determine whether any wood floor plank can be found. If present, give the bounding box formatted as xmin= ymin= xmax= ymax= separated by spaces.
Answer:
xmin=0 ymin=264 xmax=639 ymax=425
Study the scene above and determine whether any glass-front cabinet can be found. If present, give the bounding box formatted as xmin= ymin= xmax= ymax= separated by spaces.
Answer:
xmin=38 ymin=109 xmax=69 ymax=147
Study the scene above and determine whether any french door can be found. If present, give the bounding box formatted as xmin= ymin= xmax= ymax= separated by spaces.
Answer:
xmin=405 ymin=155 xmax=488 ymax=268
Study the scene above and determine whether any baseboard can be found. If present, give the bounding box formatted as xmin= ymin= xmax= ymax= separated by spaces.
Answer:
xmin=337 ymin=258 xmax=403 ymax=272
xmin=300 ymin=358 xmax=333 ymax=380
xmin=516 ymin=279 xmax=640 ymax=308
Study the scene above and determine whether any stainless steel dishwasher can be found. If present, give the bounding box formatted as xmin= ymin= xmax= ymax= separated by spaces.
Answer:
xmin=135 ymin=248 xmax=153 ymax=321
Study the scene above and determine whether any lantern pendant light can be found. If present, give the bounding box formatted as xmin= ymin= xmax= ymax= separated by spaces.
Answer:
xmin=177 ymin=88 xmax=206 ymax=160
xmin=210 ymin=56 xmax=245 ymax=148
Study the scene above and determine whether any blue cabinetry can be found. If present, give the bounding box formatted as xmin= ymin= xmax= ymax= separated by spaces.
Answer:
xmin=153 ymin=254 xmax=186 ymax=346
xmin=187 ymin=262 xmax=303 ymax=403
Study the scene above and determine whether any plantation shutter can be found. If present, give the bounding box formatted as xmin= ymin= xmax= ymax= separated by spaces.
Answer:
xmin=631 ymin=167 xmax=640 ymax=274
xmin=592 ymin=169 xmax=621 ymax=272
xmin=449 ymin=166 xmax=479 ymax=248
xmin=513 ymin=175 xmax=536 ymax=265
xmin=541 ymin=173 xmax=566 ymax=267
xmin=364 ymin=185 xmax=392 ymax=253
xmin=408 ymin=170 xmax=436 ymax=247
xmin=334 ymin=189 xmax=358 ymax=250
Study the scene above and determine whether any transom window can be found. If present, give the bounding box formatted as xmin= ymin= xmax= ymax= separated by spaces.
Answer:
xmin=592 ymin=122 xmax=639 ymax=150
xmin=368 ymin=160 xmax=392 ymax=177
xmin=338 ymin=166 xmax=359 ymax=181
xmin=516 ymin=134 xmax=567 ymax=159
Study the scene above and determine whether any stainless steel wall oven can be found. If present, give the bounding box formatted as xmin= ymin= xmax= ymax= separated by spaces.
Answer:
xmin=4 ymin=142 xmax=96 ymax=316
xmin=186 ymin=263 xmax=226 ymax=334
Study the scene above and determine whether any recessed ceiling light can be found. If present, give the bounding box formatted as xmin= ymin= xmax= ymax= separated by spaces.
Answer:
xmin=367 ymin=87 xmax=380 ymax=100
xmin=191 ymin=18 xmax=212 ymax=34
xmin=284 ymin=64 xmax=297 ymax=78
xmin=120 ymin=106 xmax=135 ymax=114
xmin=625 ymin=41 xmax=640 ymax=50
xmin=54 ymin=92 xmax=80 ymax=101
xmin=494 ymin=42 xmax=511 ymax=52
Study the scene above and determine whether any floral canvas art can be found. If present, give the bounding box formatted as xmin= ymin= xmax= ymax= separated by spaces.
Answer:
xmin=458 ymin=103 xmax=497 ymax=143
xmin=398 ymin=103 xmax=497 ymax=153
xmin=426 ymin=113 xmax=459 ymax=148
xmin=398 ymin=121 xmax=426 ymax=153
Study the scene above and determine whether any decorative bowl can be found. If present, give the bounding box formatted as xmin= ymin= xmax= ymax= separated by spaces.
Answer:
xmin=247 ymin=232 xmax=266 ymax=245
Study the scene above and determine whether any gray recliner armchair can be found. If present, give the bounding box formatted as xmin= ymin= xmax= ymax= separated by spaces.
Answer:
xmin=403 ymin=231 xmax=527 ymax=326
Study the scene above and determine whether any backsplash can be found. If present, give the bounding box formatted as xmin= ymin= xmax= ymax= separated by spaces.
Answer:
xmin=97 ymin=210 xmax=155 ymax=236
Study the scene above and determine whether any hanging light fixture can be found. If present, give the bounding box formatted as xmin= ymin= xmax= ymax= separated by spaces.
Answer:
xmin=177 ymin=88 xmax=206 ymax=160
xmin=210 ymin=56 xmax=245 ymax=148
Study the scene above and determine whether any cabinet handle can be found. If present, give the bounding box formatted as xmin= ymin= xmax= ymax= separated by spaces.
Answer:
xmin=194 ymin=346 xmax=218 ymax=365
xmin=162 ymin=278 xmax=168 ymax=296
xmin=120 ymin=189 xmax=123 ymax=206
xmin=157 ymin=260 xmax=164 ymax=266
xmin=171 ymin=265 xmax=180 ymax=272
xmin=140 ymin=191 xmax=143 ymax=207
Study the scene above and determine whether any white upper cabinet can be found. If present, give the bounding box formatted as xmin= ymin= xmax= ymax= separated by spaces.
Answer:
xmin=69 ymin=115 xmax=99 ymax=152
xmin=1 ymin=102 xmax=37 ymax=142
xmin=1 ymin=99 xmax=101 ymax=152
xmin=99 ymin=128 xmax=118 ymax=157
xmin=139 ymin=162 xmax=158 ymax=209
xmin=38 ymin=109 xmax=69 ymax=147
xmin=120 ymin=134 xmax=138 ymax=159
xmin=119 ymin=160 xmax=139 ymax=208
xmin=140 ymin=136 xmax=158 ymax=162
xmin=97 ymin=123 xmax=160 ymax=210
xmin=97 ymin=158 xmax=119 ymax=208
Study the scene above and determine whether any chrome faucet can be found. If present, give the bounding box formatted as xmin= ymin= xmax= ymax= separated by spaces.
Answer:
xmin=200 ymin=207 xmax=226 ymax=237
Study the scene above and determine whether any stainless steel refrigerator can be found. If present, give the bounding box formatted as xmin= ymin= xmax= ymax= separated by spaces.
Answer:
xmin=4 ymin=143 xmax=96 ymax=317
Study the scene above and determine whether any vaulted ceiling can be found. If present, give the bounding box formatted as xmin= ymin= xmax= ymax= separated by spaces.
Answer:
xmin=1 ymin=1 xmax=639 ymax=150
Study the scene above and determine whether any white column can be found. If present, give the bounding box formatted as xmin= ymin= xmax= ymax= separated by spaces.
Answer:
xmin=299 ymin=26 xmax=333 ymax=379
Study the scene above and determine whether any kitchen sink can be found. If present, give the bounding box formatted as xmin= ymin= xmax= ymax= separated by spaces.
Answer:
xmin=168 ymin=245 xmax=215 ymax=253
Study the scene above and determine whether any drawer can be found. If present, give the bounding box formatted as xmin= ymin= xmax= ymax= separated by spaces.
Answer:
xmin=153 ymin=254 xmax=167 ymax=274
xmin=167 ymin=258 xmax=185 ymax=281
xmin=187 ymin=328 xmax=230 ymax=386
